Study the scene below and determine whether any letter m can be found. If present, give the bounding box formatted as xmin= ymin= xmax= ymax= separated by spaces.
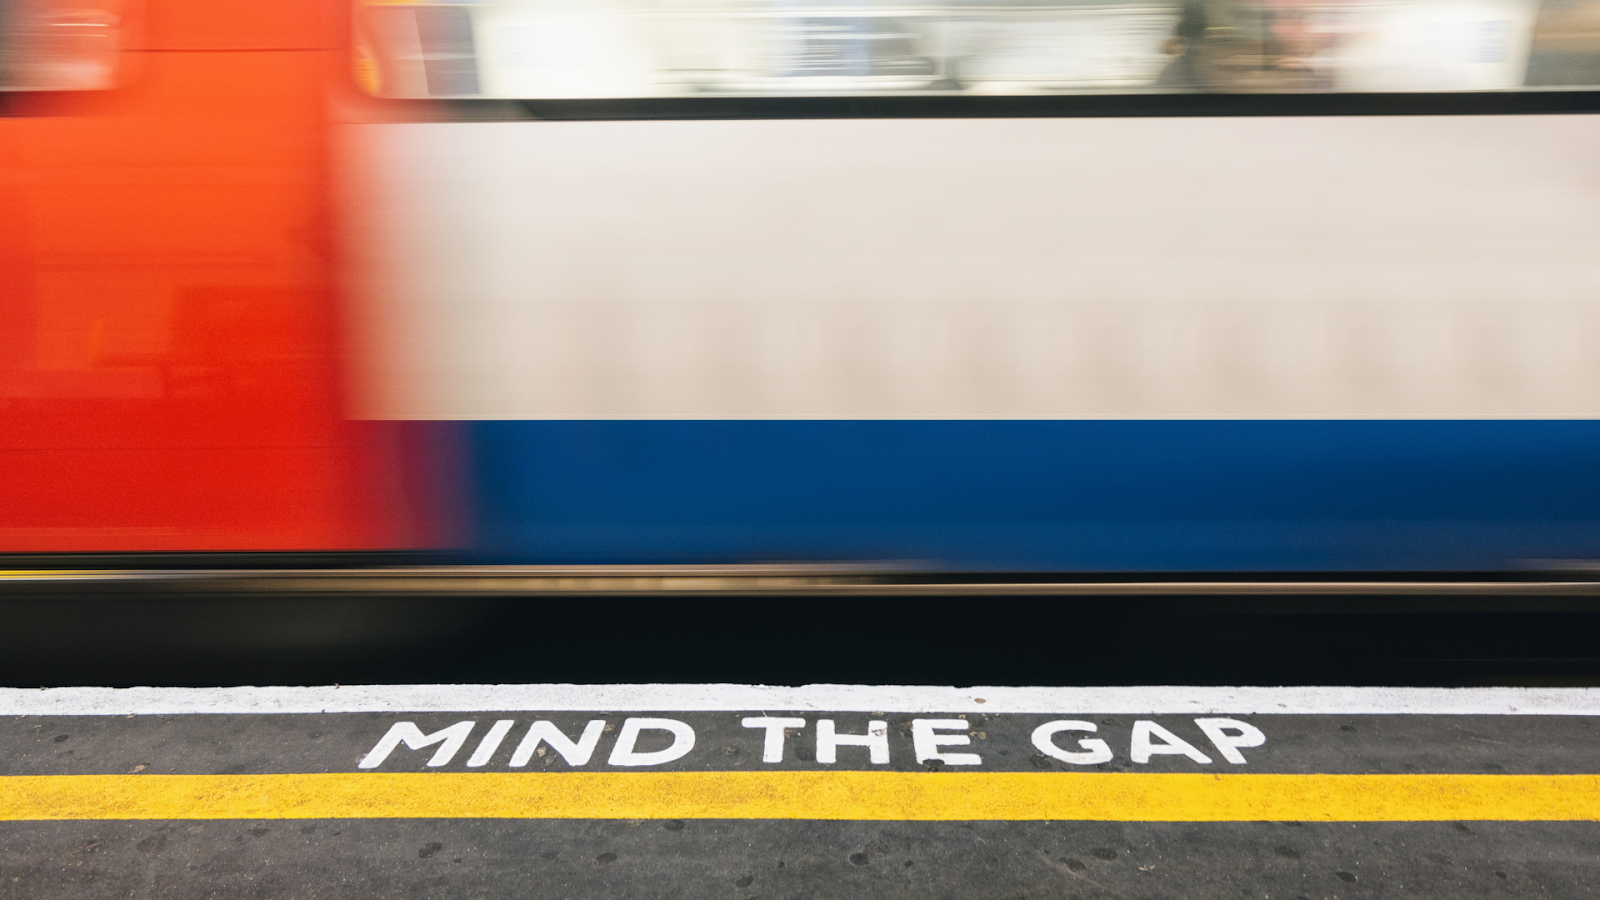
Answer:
xmin=358 ymin=721 xmax=475 ymax=769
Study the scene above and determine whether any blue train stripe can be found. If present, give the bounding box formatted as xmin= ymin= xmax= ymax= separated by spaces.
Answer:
xmin=465 ymin=420 xmax=1600 ymax=571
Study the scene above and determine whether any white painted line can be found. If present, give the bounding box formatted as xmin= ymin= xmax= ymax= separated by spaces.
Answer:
xmin=4 ymin=685 xmax=1600 ymax=717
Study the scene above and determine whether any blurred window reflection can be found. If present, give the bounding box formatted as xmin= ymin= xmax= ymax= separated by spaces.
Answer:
xmin=353 ymin=0 xmax=1600 ymax=97
xmin=1 ymin=0 xmax=123 ymax=90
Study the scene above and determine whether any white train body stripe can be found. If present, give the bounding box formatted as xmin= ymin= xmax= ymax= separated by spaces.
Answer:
xmin=346 ymin=116 xmax=1600 ymax=421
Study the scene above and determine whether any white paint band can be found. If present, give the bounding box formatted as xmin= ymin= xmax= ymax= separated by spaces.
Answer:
xmin=4 ymin=685 xmax=1600 ymax=717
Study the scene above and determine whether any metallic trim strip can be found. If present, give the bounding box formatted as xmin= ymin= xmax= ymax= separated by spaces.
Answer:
xmin=5 ymin=566 xmax=1600 ymax=596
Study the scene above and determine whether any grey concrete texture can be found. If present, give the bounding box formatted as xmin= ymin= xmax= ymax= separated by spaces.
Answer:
xmin=0 ymin=818 xmax=1594 ymax=899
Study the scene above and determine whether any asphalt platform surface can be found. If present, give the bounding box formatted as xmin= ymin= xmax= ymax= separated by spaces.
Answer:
xmin=2 ymin=684 xmax=1599 ymax=899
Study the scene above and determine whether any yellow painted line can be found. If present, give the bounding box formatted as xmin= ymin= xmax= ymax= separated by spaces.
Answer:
xmin=4 ymin=772 xmax=1600 ymax=822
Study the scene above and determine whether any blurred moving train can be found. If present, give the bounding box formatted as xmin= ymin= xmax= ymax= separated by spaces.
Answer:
xmin=6 ymin=0 xmax=1600 ymax=574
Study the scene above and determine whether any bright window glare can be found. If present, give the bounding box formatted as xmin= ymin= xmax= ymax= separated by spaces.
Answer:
xmin=351 ymin=0 xmax=1600 ymax=98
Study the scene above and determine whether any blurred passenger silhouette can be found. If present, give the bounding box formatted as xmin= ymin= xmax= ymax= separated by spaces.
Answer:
xmin=1155 ymin=0 xmax=1332 ymax=90
xmin=1155 ymin=0 xmax=1213 ymax=87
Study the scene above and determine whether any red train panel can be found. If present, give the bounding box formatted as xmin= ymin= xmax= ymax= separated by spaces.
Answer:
xmin=0 ymin=0 xmax=400 ymax=552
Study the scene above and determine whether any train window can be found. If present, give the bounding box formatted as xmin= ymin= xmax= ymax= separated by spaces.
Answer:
xmin=0 ymin=0 xmax=125 ymax=90
xmin=352 ymin=0 xmax=1600 ymax=100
